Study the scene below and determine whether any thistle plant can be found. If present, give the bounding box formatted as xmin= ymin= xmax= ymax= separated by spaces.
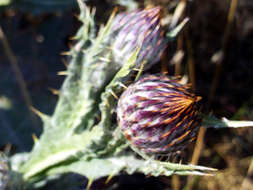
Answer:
xmin=2 ymin=1 xmax=253 ymax=189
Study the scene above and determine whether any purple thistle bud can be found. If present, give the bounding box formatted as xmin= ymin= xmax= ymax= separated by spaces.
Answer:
xmin=117 ymin=75 xmax=202 ymax=154
xmin=112 ymin=7 xmax=167 ymax=70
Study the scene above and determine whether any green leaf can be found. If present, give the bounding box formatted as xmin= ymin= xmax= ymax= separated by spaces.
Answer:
xmin=20 ymin=4 xmax=117 ymax=180
xmin=20 ymin=45 xmax=140 ymax=183
xmin=43 ymin=154 xmax=216 ymax=181
xmin=203 ymin=115 xmax=253 ymax=129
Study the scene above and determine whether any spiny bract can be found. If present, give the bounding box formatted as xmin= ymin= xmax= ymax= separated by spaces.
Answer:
xmin=112 ymin=7 xmax=167 ymax=69
xmin=117 ymin=75 xmax=202 ymax=155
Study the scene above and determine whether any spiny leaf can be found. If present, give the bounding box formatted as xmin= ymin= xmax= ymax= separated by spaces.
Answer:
xmin=20 ymin=5 xmax=124 ymax=182
xmin=203 ymin=115 xmax=253 ymax=129
xmin=42 ymin=155 xmax=216 ymax=181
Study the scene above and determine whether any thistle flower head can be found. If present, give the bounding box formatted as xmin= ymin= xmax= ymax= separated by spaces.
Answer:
xmin=112 ymin=7 xmax=167 ymax=69
xmin=117 ymin=75 xmax=202 ymax=154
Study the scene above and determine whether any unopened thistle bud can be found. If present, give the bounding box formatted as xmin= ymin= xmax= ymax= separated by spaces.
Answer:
xmin=112 ymin=7 xmax=167 ymax=69
xmin=117 ymin=75 xmax=202 ymax=154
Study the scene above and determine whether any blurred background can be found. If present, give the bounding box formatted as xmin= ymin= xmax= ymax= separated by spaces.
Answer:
xmin=0 ymin=0 xmax=253 ymax=189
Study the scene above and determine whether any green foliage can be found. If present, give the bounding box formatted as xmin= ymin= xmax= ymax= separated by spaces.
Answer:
xmin=20 ymin=2 xmax=116 ymax=181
